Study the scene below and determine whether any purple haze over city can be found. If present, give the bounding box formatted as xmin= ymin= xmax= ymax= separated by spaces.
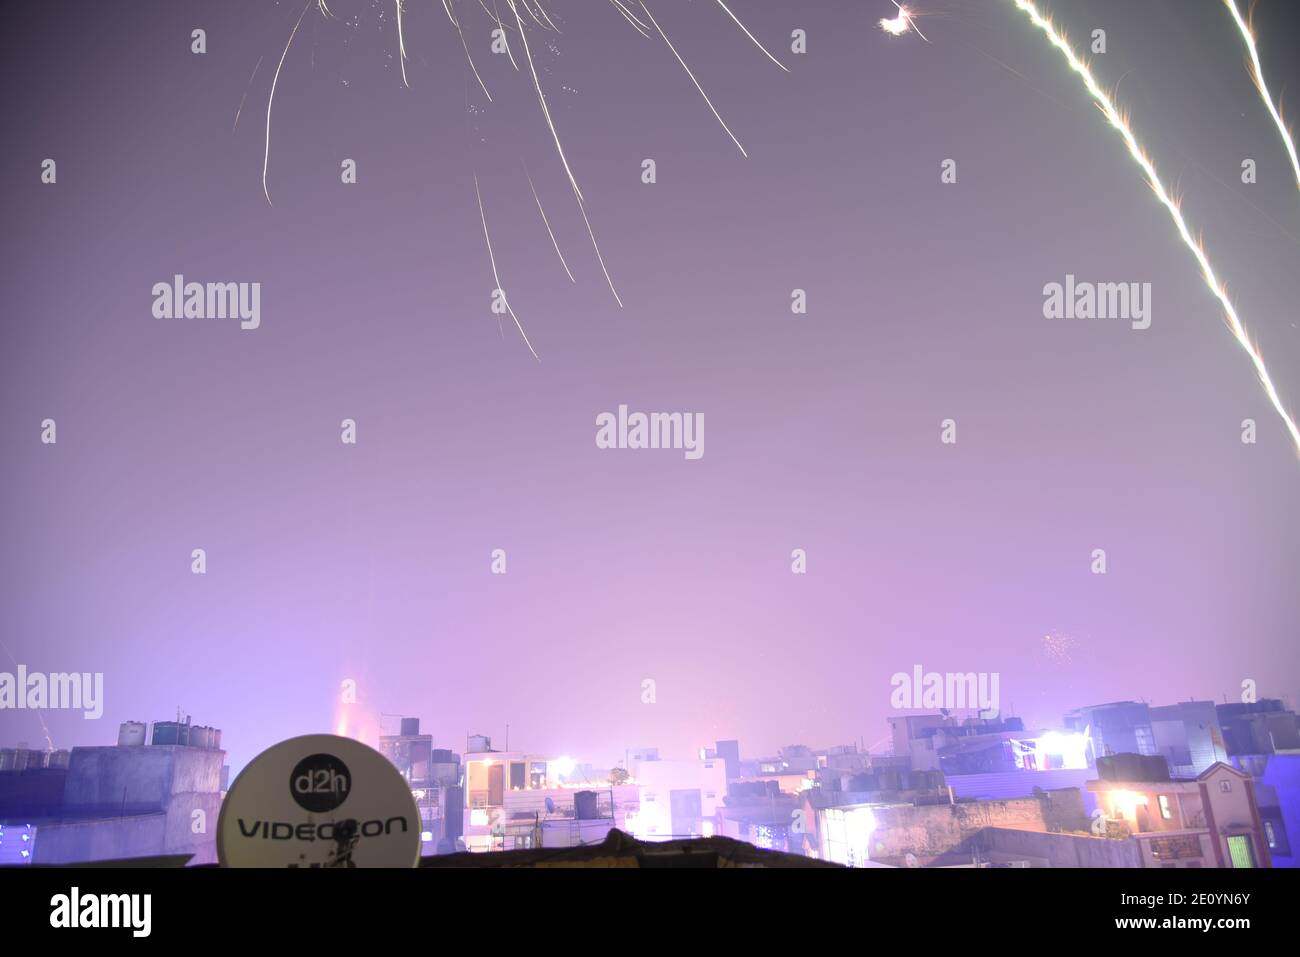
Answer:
xmin=2 ymin=0 xmax=1298 ymax=776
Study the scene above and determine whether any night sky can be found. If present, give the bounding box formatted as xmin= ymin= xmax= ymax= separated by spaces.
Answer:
xmin=2 ymin=0 xmax=1298 ymax=776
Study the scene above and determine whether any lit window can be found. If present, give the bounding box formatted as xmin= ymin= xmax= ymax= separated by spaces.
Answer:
xmin=1158 ymin=795 xmax=1172 ymax=820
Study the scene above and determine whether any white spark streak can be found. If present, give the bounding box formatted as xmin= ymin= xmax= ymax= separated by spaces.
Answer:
xmin=714 ymin=0 xmax=788 ymax=71
xmin=487 ymin=0 xmax=520 ymax=70
xmin=609 ymin=0 xmax=651 ymax=38
xmin=508 ymin=0 xmax=582 ymax=201
xmin=395 ymin=0 xmax=410 ymax=88
xmin=474 ymin=174 xmax=540 ymax=360
xmin=524 ymin=161 xmax=576 ymax=282
xmin=446 ymin=0 xmax=493 ymax=101
xmin=1010 ymin=0 xmax=1300 ymax=457
xmin=639 ymin=0 xmax=748 ymax=157
xmin=234 ymin=55 xmax=265 ymax=132
xmin=1224 ymin=0 xmax=1300 ymax=193
xmin=263 ymin=0 xmax=314 ymax=206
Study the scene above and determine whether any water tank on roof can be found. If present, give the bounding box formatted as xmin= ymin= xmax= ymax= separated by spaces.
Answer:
xmin=574 ymin=790 xmax=600 ymax=820
xmin=118 ymin=721 xmax=147 ymax=747
xmin=151 ymin=721 xmax=189 ymax=746
xmin=188 ymin=726 xmax=212 ymax=750
xmin=210 ymin=728 xmax=222 ymax=752
xmin=400 ymin=718 xmax=421 ymax=737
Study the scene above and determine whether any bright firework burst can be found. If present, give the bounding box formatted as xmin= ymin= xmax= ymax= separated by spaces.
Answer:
xmin=879 ymin=2 xmax=928 ymax=42
xmin=1008 ymin=0 xmax=1300 ymax=459
xmin=1223 ymin=0 xmax=1300 ymax=194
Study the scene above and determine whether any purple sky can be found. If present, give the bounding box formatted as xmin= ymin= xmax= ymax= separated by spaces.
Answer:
xmin=2 ymin=0 xmax=1298 ymax=775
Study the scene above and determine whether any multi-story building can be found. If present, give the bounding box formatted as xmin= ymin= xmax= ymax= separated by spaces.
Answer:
xmin=1088 ymin=754 xmax=1271 ymax=868
xmin=378 ymin=718 xmax=460 ymax=853
xmin=1064 ymin=700 xmax=1227 ymax=776
xmin=0 ymin=718 xmax=224 ymax=865
xmin=1232 ymin=753 xmax=1299 ymax=867
xmin=889 ymin=714 xmax=1028 ymax=773
xmin=1217 ymin=699 xmax=1300 ymax=756
xmin=714 ymin=740 xmax=741 ymax=781
xmin=628 ymin=755 xmax=727 ymax=840
xmin=460 ymin=741 xmax=635 ymax=852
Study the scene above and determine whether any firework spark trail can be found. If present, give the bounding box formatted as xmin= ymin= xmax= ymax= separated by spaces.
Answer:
xmin=486 ymin=0 xmax=520 ymax=70
xmin=446 ymin=0 xmax=494 ymax=101
xmin=0 ymin=638 xmax=55 ymax=751
xmin=261 ymin=0 xmax=782 ymax=330
xmin=525 ymin=0 xmax=559 ymax=33
xmin=575 ymin=192 xmax=624 ymax=307
xmin=1009 ymin=0 xmax=1300 ymax=458
xmin=508 ymin=0 xmax=583 ymax=202
xmin=714 ymin=0 xmax=788 ymax=71
xmin=1224 ymin=0 xmax=1300 ymax=193
xmin=524 ymin=160 xmax=576 ymax=282
xmin=395 ymin=0 xmax=410 ymax=87
xmin=263 ymin=0 xmax=315 ymax=206
xmin=639 ymin=1 xmax=748 ymax=157
xmin=234 ymin=55 xmax=265 ymax=131
xmin=474 ymin=174 xmax=540 ymax=360
xmin=506 ymin=0 xmax=623 ymax=306
xmin=609 ymin=0 xmax=651 ymax=38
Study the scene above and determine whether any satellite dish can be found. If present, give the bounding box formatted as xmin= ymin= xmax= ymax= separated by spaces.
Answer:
xmin=217 ymin=734 xmax=421 ymax=868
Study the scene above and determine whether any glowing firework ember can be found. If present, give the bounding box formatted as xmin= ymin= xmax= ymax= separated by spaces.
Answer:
xmin=1008 ymin=0 xmax=1300 ymax=460
xmin=879 ymin=2 xmax=928 ymax=42
xmin=1223 ymin=0 xmax=1300 ymax=193
xmin=1040 ymin=631 xmax=1077 ymax=666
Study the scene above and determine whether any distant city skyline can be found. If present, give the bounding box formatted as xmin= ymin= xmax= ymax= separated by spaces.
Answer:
xmin=2 ymin=0 xmax=1299 ymax=779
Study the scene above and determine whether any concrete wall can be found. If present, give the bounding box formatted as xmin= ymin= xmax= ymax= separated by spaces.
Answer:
xmin=866 ymin=798 xmax=1042 ymax=865
xmin=63 ymin=746 xmax=175 ymax=815
xmin=0 ymin=768 xmax=69 ymax=818
xmin=978 ymin=827 xmax=1143 ymax=868
xmin=32 ymin=745 xmax=224 ymax=864
xmin=837 ymin=790 xmax=1090 ymax=866
xmin=33 ymin=813 xmax=168 ymax=865
xmin=946 ymin=770 xmax=1098 ymax=814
